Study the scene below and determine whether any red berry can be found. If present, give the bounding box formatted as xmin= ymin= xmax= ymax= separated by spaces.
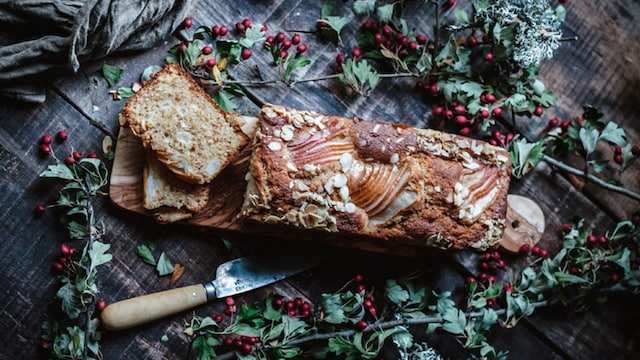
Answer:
xmin=178 ymin=43 xmax=187 ymax=53
xmin=368 ymin=306 xmax=377 ymax=317
xmin=291 ymin=33 xmax=301 ymax=45
xmin=72 ymin=151 xmax=82 ymax=160
xmin=614 ymin=154 xmax=624 ymax=165
xmin=354 ymin=274 xmax=364 ymax=283
xmin=491 ymin=107 xmax=503 ymax=117
xmin=223 ymin=337 xmax=234 ymax=347
xmin=484 ymin=53 xmax=495 ymax=62
xmin=480 ymin=262 xmax=490 ymax=271
xmin=53 ymin=261 xmax=64 ymax=272
xmin=282 ymin=39 xmax=292 ymax=50
xmin=466 ymin=276 xmax=476 ymax=283
xmin=294 ymin=297 xmax=303 ymax=308
xmin=280 ymin=50 xmax=288 ymax=59
xmin=613 ymin=145 xmax=623 ymax=155
xmin=454 ymin=115 xmax=468 ymax=125
xmin=296 ymin=44 xmax=307 ymax=54
xmin=206 ymin=59 xmax=217 ymax=68
xmin=287 ymin=309 xmax=297 ymax=317
xmin=454 ymin=105 xmax=466 ymax=115
xmin=548 ymin=117 xmax=560 ymax=128
xmin=503 ymin=284 xmax=513 ymax=293
xmin=430 ymin=84 xmax=439 ymax=95
xmin=87 ymin=151 xmax=98 ymax=159
xmin=587 ymin=235 xmax=598 ymax=244
xmin=363 ymin=299 xmax=373 ymax=308
xmin=41 ymin=134 xmax=52 ymax=145
xmin=467 ymin=36 xmax=478 ymax=47
xmin=235 ymin=22 xmax=245 ymax=33
xmin=35 ymin=204 xmax=46 ymax=215
xmin=40 ymin=144 xmax=51 ymax=155
xmin=233 ymin=338 xmax=244 ymax=349
xmin=242 ymin=18 xmax=252 ymax=29
xmin=483 ymin=253 xmax=492 ymax=261
xmin=598 ymin=235 xmax=607 ymax=244
xmin=213 ymin=314 xmax=223 ymax=323
xmin=382 ymin=25 xmax=393 ymax=37
xmin=374 ymin=33 xmax=384 ymax=44
xmin=433 ymin=106 xmax=444 ymax=117
xmin=65 ymin=156 xmax=76 ymax=165
xmin=539 ymin=249 xmax=549 ymax=258
xmin=272 ymin=297 xmax=284 ymax=308
xmin=265 ymin=35 xmax=274 ymax=45
xmin=357 ymin=284 xmax=366 ymax=293
xmin=56 ymin=130 xmax=68 ymax=142
xmin=444 ymin=109 xmax=453 ymax=119
xmin=352 ymin=47 xmax=362 ymax=58
xmin=534 ymin=106 xmax=544 ymax=116
xmin=202 ymin=46 xmax=213 ymax=55
xmin=212 ymin=25 xmax=221 ymax=36
xmin=459 ymin=127 xmax=471 ymax=136
xmin=519 ymin=244 xmax=530 ymax=254
xmin=632 ymin=145 xmax=640 ymax=156
xmin=225 ymin=297 xmax=235 ymax=307
xmin=219 ymin=26 xmax=228 ymax=36
xmin=96 ymin=299 xmax=107 ymax=312
xmin=275 ymin=32 xmax=285 ymax=43
xmin=355 ymin=320 xmax=368 ymax=331
xmin=60 ymin=244 xmax=73 ymax=256
xmin=562 ymin=223 xmax=573 ymax=233
xmin=261 ymin=24 xmax=268 ymax=32
xmin=611 ymin=274 xmax=620 ymax=283
xmin=479 ymin=272 xmax=489 ymax=281
xmin=532 ymin=246 xmax=541 ymax=256
xmin=183 ymin=17 xmax=193 ymax=29
xmin=487 ymin=275 xmax=496 ymax=283
xmin=496 ymin=260 xmax=506 ymax=270
xmin=486 ymin=297 xmax=496 ymax=306
xmin=485 ymin=93 xmax=496 ymax=103
xmin=408 ymin=41 xmax=418 ymax=51
xmin=241 ymin=48 xmax=252 ymax=60
xmin=336 ymin=53 xmax=346 ymax=64
xmin=492 ymin=251 xmax=501 ymax=261
xmin=285 ymin=300 xmax=295 ymax=310
xmin=480 ymin=109 xmax=490 ymax=118
xmin=416 ymin=34 xmax=427 ymax=44
xmin=569 ymin=267 xmax=579 ymax=275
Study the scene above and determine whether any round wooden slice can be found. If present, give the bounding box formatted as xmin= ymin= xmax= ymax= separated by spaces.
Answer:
xmin=500 ymin=194 xmax=545 ymax=253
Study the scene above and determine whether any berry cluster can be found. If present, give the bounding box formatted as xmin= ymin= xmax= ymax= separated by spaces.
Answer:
xmin=264 ymin=31 xmax=308 ymax=63
xmin=360 ymin=19 xmax=427 ymax=60
xmin=272 ymin=295 xmax=313 ymax=318
xmin=52 ymin=244 xmax=76 ymax=273
xmin=221 ymin=334 xmax=260 ymax=355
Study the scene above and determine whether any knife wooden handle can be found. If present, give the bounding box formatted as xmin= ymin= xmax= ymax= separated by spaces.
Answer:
xmin=101 ymin=284 xmax=208 ymax=331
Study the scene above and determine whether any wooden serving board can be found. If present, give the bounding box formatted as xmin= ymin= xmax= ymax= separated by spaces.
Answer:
xmin=110 ymin=120 xmax=544 ymax=257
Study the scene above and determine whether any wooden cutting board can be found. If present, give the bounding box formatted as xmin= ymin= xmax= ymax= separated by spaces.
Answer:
xmin=109 ymin=119 xmax=544 ymax=257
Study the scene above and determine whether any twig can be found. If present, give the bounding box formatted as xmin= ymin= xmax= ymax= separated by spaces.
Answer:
xmin=542 ymin=154 xmax=640 ymax=202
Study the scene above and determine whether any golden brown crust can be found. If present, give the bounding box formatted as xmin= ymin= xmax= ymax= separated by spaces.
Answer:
xmin=241 ymin=104 xmax=512 ymax=250
xmin=121 ymin=63 xmax=249 ymax=184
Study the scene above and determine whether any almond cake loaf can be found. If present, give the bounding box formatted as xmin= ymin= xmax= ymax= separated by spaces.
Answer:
xmin=240 ymin=104 xmax=512 ymax=250
xmin=120 ymin=63 xmax=249 ymax=184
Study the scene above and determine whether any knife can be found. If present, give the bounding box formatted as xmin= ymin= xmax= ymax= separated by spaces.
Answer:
xmin=101 ymin=252 xmax=328 ymax=331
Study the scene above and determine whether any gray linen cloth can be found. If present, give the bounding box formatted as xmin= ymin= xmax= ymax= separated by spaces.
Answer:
xmin=0 ymin=0 xmax=193 ymax=104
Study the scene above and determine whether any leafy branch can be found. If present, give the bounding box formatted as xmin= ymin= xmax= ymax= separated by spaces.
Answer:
xmin=39 ymin=143 xmax=111 ymax=359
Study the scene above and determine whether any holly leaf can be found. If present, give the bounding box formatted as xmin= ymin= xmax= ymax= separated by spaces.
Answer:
xmin=102 ymin=64 xmax=122 ymax=87
xmin=156 ymin=252 xmax=175 ymax=276
xmin=135 ymin=244 xmax=157 ymax=266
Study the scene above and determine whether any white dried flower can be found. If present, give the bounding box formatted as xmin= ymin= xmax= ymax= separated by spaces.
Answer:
xmin=475 ymin=0 xmax=566 ymax=68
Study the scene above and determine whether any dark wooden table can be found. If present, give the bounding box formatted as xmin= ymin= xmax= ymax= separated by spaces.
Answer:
xmin=2 ymin=1 xmax=639 ymax=359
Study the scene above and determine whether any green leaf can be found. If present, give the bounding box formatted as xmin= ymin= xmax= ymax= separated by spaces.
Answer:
xmin=599 ymin=121 xmax=627 ymax=146
xmin=183 ymin=40 xmax=203 ymax=67
xmin=214 ymin=90 xmax=238 ymax=113
xmin=555 ymin=272 xmax=590 ymax=285
xmin=117 ymin=87 xmax=135 ymax=98
xmin=391 ymin=326 xmax=413 ymax=349
xmin=579 ymin=127 xmax=599 ymax=157
xmin=353 ymin=0 xmax=376 ymax=15
xmin=455 ymin=8 xmax=469 ymax=23
xmin=376 ymin=3 xmax=395 ymax=23
xmin=385 ymin=279 xmax=410 ymax=305
xmin=442 ymin=308 xmax=466 ymax=335
xmin=239 ymin=24 xmax=266 ymax=48
xmin=156 ymin=252 xmax=175 ymax=276
xmin=57 ymin=282 xmax=81 ymax=319
xmin=88 ymin=241 xmax=112 ymax=268
xmin=284 ymin=56 xmax=312 ymax=81
xmin=102 ymin=64 xmax=122 ymax=87
xmin=40 ymin=164 xmax=75 ymax=181
xmin=508 ymin=137 xmax=545 ymax=178
xmin=135 ymin=244 xmax=157 ymax=266
xmin=141 ymin=65 xmax=163 ymax=82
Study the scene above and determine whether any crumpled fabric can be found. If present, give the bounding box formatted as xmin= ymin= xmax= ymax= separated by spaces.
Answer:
xmin=0 ymin=0 xmax=193 ymax=104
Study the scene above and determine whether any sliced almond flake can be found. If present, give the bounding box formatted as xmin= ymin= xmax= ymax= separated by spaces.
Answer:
xmin=390 ymin=153 xmax=399 ymax=164
xmin=268 ymin=141 xmax=282 ymax=151
xmin=333 ymin=173 xmax=348 ymax=188
xmin=345 ymin=202 xmax=356 ymax=213
xmin=102 ymin=135 xmax=113 ymax=155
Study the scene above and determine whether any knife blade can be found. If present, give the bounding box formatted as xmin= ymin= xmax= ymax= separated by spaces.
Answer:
xmin=101 ymin=252 xmax=328 ymax=331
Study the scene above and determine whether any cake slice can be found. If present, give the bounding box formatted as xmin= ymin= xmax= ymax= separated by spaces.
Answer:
xmin=120 ymin=63 xmax=249 ymax=184
xmin=143 ymin=152 xmax=210 ymax=221
xmin=241 ymin=104 xmax=512 ymax=251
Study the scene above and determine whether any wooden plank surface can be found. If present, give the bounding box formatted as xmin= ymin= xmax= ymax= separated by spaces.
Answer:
xmin=1 ymin=1 xmax=639 ymax=359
